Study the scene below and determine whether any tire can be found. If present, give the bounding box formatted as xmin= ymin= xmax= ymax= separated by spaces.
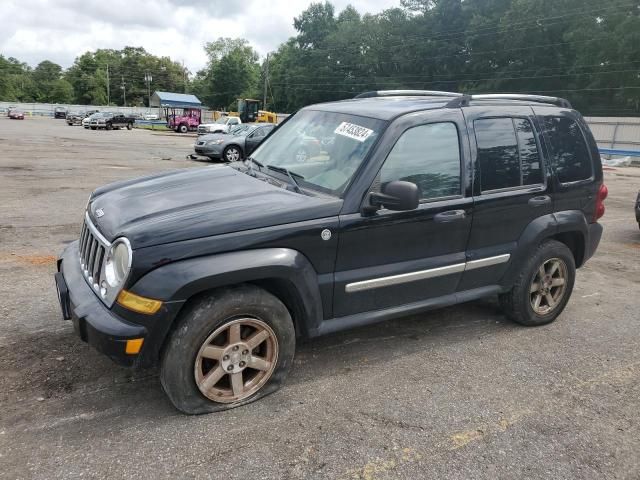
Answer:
xmin=499 ymin=239 xmax=576 ymax=326
xmin=223 ymin=145 xmax=242 ymax=162
xmin=160 ymin=285 xmax=296 ymax=414
xmin=178 ymin=124 xmax=188 ymax=134
xmin=106 ymin=122 xmax=112 ymax=130
xmin=127 ymin=122 xmax=133 ymax=130
xmin=90 ymin=126 xmax=97 ymax=130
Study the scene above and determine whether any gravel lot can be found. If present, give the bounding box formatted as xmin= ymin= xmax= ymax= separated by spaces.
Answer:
xmin=1 ymin=117 xmax=639 ymax=480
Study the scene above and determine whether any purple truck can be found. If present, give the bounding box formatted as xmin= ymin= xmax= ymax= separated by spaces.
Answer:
xmin=166 ymin=107 xmax=201 ymax=133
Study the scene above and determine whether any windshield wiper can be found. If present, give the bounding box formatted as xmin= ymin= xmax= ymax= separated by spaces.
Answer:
xmin=246 ymin=156 xmax=263 ymax=176
xmin=266 ymin=165 xmax=304 ymax=193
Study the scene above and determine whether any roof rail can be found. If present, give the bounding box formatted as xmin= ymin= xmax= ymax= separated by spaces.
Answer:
xmin=354 ymin=90 xmax=463 ymax=99
xmin=470 ymin=94 xmax=572 ymax=109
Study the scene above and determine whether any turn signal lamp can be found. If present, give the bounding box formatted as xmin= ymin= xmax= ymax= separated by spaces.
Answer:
xmin=117 ymin=290 xmax=163 ymax=315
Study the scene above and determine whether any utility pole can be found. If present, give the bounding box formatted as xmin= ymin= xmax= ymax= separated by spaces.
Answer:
xmin=263 ymin=53 xmax=269 ymax=110
xmin=144 ymin=72 xmax=152 ymax=107
xmin=121 ymin=76 xmax=126 ymax=107
xmin=106 ymin=64 xmax=110 ymax=105
xmin=182 ymin=60 xmax=187 ymax=93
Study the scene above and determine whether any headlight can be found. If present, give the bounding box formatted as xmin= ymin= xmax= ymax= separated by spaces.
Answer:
xmin=104 ymin=238 xmax=132 ymax=289
xmin=207 ymin=139 xmax=224 ymax=145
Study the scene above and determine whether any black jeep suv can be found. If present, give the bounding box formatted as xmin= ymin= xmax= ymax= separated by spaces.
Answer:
xmin=54 ymin=90 xmax=606 ymax=414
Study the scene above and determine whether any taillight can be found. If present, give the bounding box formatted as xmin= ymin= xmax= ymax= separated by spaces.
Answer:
xmin=593 ymin=183 xmax=608 ymax=221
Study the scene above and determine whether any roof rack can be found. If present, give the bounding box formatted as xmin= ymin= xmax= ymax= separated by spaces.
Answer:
xmin=470 ymin=94 xmax=572 ymax=109
xmin=354 ymin=90 xmax=463 ymax=99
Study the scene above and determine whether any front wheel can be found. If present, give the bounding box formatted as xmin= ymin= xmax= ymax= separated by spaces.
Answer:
xmin=178 ymin=124 xmax=188 ymax=134
xmin=160 ymin=285 xmax=295 ymax=414
xmin=127 ymin=122 xmax=133 ymax=130
xmin=223 ymin=145 xmax=242 ymax=162
xmin=106 ymin=123 xmax=112 ymax=130
xmin=499 ymin=240 xmax=576 ymax=326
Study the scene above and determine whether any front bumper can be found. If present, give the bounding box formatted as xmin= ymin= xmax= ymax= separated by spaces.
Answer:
xmin=56 ymin=241 xmax=147 ymax=367
xmin=195 ymin=144 xmax=223 ymax=157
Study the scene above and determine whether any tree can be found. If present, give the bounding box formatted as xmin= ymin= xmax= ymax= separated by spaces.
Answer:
xmin=50 ymin=79 xmax=74 ymax=104
xmin=195 ymin=38 xmax=260 ymax=109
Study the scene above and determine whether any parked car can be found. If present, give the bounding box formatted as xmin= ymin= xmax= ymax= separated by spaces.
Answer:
xmin=83 ymin=113 xmax=98 ymax=128
xmin=195 ymin=123 xmax=275 ymax=161
xmin=9 ymin=110 xmax=25 ymax=120
xmin=197 ymin=116 xmax=242 ymax=135
xmin=635 ymin=191 xmax=640 ymax=229
xmin=54 ymin=107 xmax=68 ymax=119
xmin=7 ymin=106 xmax=18 ymax=117
xmin=89 ymin=112 xmax=136 ymax=130
xmin=55 ymin=90 xmax=606 ymax=414
xmin=67 ymin=112 xmax=85 ymax=125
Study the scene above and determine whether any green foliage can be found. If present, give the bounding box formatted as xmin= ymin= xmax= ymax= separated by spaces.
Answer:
xmin=266 ymin=0 xmax=640 ymax=115
xmin=192 ymin=38 xmax=260 ymax=110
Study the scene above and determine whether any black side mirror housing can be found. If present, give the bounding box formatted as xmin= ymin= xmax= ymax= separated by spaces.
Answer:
xmin=366 ymin=180 xmax=420 ymax=213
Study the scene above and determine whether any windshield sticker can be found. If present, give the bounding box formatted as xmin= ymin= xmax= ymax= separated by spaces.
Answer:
xmin=334 ymin=122 xmax=374 ymax=142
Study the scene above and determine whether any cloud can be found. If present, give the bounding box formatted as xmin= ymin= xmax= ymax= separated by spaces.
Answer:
xmin=0 ymin=0 xmax=400 ymax=71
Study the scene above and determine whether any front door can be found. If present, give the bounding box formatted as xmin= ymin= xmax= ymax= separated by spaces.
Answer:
xmin=333 ymin=111 xmax=473 ymax=317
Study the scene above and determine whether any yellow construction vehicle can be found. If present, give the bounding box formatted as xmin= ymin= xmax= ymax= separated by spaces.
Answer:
xmin=235 ymin=99 xmax=278 ymax=123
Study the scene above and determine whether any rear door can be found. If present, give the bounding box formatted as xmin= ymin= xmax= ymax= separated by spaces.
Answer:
xmin=333 ymin=109 xmax=473 ymax=317
xmin=458 ymin=105 xmax=553 ymax=291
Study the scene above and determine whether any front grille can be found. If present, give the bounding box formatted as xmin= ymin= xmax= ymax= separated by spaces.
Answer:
xmin=78 ymin=214 xmax=110 ymax=292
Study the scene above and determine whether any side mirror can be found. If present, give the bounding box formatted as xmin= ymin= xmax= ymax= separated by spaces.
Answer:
xmin=367 ymin=181 xmax=420 ymax=212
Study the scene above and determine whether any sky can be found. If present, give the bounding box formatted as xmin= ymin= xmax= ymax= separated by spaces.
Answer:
xmin=1 ymin=0 xmax=400 ymax=73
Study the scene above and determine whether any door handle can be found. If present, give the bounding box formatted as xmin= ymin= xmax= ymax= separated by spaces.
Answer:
xmin=528 ymin=195 xmax=551 ymax=207
xmin=434 ymin=210 xmax=466 ymax=223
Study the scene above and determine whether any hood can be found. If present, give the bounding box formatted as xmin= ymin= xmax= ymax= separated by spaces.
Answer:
xmin=89 ymin=166 xmax=341 ymax=249
xmin=198 ymin=132 xmax=230 ymax=141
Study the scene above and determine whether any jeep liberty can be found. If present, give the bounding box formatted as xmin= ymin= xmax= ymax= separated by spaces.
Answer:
xmin=54 ymin=90 xmax=606 ymax=414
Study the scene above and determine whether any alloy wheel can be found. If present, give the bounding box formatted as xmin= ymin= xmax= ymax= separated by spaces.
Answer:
xmin=194 ymin=317 xmax=278 ymax=403
xmin=226 ymin=148 xmax=241 ymax=162
xmin=529 ymin=258 xmax=568 ymax=315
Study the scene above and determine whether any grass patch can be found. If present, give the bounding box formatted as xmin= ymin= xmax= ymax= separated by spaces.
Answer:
xmin=134 ymin=123 xmax=170 ymax=131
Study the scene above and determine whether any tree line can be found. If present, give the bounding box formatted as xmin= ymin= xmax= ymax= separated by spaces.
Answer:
xmin=1 ymin=0 xmax=639 ymax=115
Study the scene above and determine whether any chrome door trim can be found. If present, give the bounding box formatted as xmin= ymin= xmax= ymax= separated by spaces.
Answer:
xmin=344 ymin=254 xmax=511 ymax=293
xmin=345 ymin=263 xmax=466 ymax=293
xmin=465 ymin=253 xmax=511 ymax=271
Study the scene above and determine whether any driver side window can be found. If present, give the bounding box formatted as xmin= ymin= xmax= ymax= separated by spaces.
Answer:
xmin=380 ymin=122 xmax=461 ymax=200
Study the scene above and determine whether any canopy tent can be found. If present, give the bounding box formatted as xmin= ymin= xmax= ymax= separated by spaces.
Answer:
xmin=150 ymin=91 xmax=202 ymax=109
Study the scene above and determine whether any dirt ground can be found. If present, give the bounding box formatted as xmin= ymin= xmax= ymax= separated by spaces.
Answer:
xmin=0 ymin=116 xmax=639 ymax=480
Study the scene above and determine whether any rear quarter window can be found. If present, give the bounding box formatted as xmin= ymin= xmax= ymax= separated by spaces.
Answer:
xmin=542 ymin=116 xmax=592 ymax=183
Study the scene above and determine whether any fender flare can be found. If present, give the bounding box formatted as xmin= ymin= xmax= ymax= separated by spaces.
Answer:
xmin=129 ymin=247 xmax=323 ymax=337
xmin=501 ymin=211 xmax=588 ymax=287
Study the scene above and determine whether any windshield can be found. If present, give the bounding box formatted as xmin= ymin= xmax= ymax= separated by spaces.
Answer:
xmin=213 ymin=117 xmax=228 ymax=124
xmin=230 ymin=124 xmax=251 ymax=135
xmin=251 ymin=110 xmax=385 ymax=196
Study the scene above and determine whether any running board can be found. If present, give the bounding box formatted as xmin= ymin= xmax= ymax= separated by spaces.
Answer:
xmin=311 ymin=285 xmax=503 ymax=337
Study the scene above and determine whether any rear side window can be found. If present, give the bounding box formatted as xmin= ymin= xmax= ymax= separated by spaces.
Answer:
xmin=380 ymin=122 xmax=461 ymax=200
xmin=475 ymin=117 xmax=543 ymax=191
xmin=542 ymin=116 xmax=592 ymax=183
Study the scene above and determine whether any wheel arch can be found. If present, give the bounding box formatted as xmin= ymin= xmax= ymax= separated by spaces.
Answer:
xmin=501 ymin=211 xmax=589 ymax=287
xmin=129 ymin=248 xmax=323 ymax=362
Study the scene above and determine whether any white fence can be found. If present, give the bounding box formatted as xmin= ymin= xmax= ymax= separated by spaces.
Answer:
xmin=0 ymin=101 xmax=162 ymax=117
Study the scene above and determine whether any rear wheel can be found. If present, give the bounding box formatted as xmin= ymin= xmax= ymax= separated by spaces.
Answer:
xmin=127 ymin=122 xmax=133 ymax=130
xmin=178 ymin=124 xmax=188 ymax=134
xmin=160 ymin=285 xmax=295 ymax=414
xmin=499 ymin=240 xmax=575 ymax=326
xmin=106 ymin=122 xmax=112 ymax=130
